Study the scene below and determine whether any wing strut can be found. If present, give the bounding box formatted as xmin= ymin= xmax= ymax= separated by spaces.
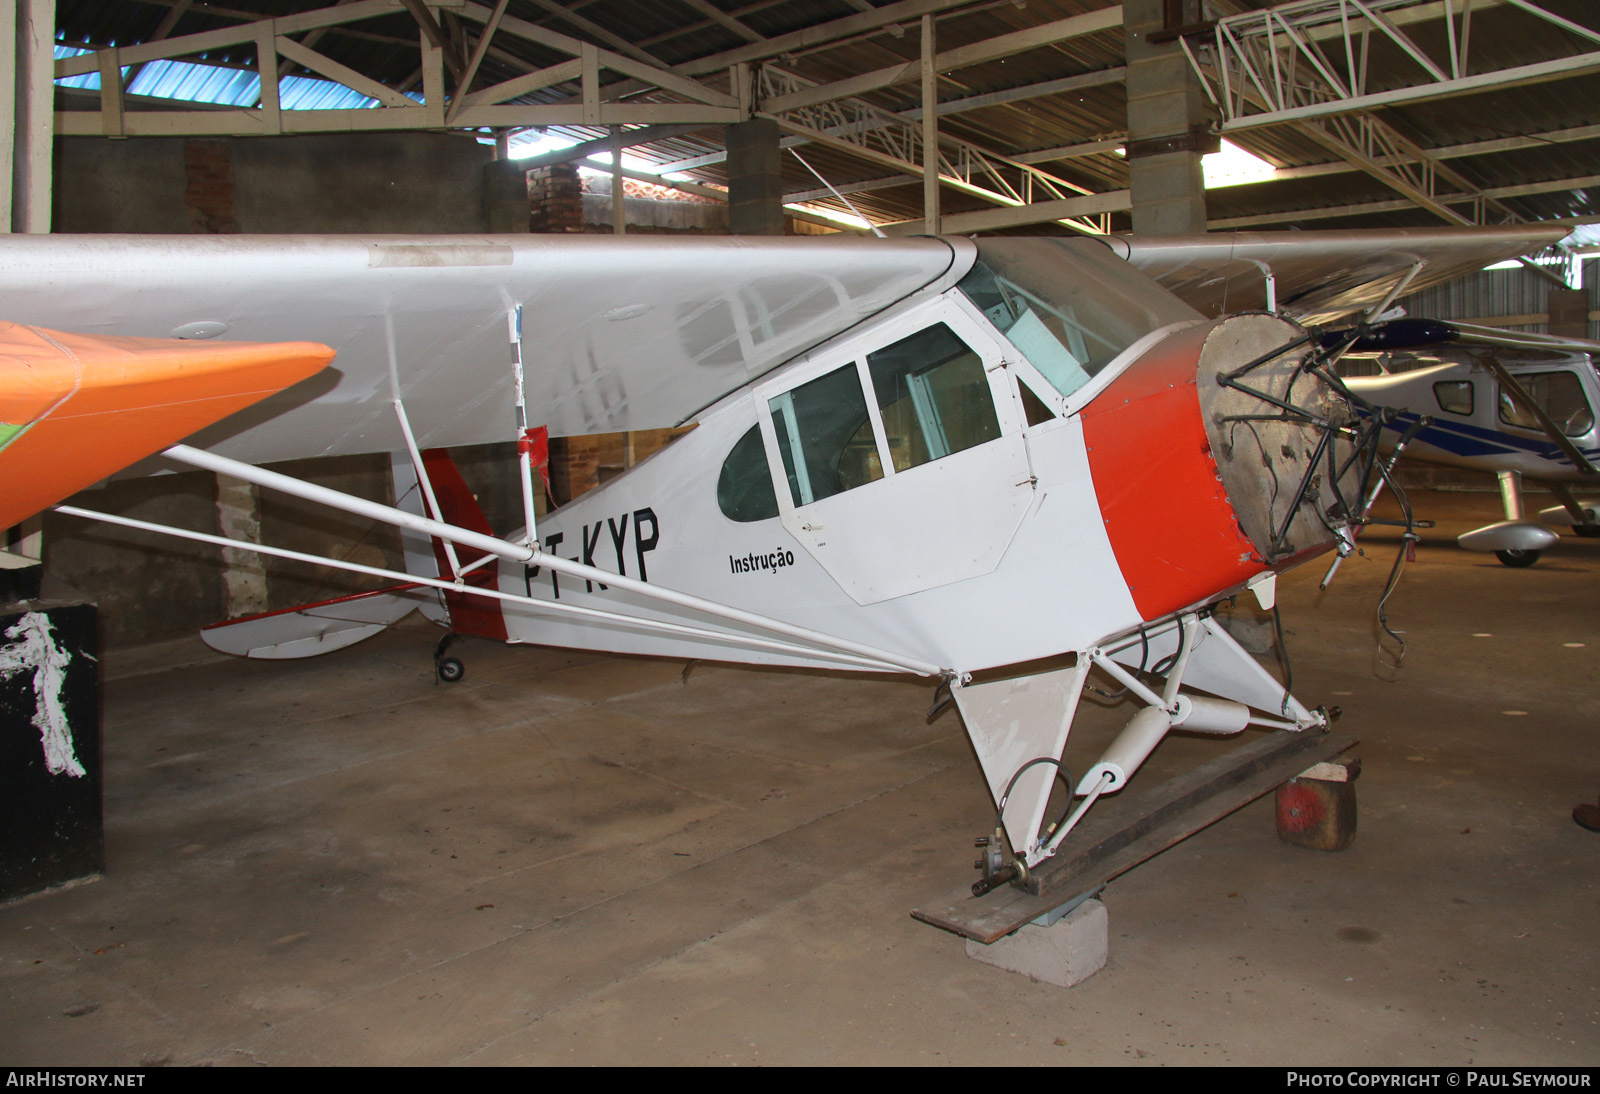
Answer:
xmin=1482 ymin=358 xmax=1599 ymax=476
xmin=386 ymin=314 xmax=464 ymax=579
xmin=957 ymin=611 xmax=1329 ymax=887
xmin=69 ymin=443 xmax=949 ymax=679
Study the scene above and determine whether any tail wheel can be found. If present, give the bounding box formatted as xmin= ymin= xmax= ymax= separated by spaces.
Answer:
xmin=437 ymin=657 xmax=465 ymax=683
xmin=1495 ymin=548 xmax=1540 ymax=568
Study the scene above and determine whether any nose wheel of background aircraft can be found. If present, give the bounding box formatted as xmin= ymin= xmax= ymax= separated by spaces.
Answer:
xmin=433 ymin=634 xmax=465 ymax=683
xmin=1495 ymin=548 xmax=1540 ymax=568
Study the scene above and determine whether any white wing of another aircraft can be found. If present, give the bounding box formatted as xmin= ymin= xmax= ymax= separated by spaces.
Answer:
xmin=1110 ymin=225 xmax=1565 ymax=325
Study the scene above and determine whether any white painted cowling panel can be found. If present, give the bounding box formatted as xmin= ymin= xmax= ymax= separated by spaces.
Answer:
xmin=0 ymin=234 xmax=961 ymax=465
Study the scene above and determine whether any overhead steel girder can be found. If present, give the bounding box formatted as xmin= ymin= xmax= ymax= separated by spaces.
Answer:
xmin=1208 ymin=169 xmax=1600 ymax=228
xmin=1178 ymin=1 xmax=1589 ymax=227
xmin=1291 ymin=111 xmax=1520 ymax=226
xmin=1220 ymin=122 xmax=1600 ymax=186
xmin=1186 ymin=0 xmax=1600 ymax=132
xmin=759 ymin=5 xmax=1124 ymax=114
xmin=763 ymin=110 xmax=1113 ymax=236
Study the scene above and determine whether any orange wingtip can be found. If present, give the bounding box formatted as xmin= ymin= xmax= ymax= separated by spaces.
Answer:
xmin=0 ymin=321 xmax=335 ymax=529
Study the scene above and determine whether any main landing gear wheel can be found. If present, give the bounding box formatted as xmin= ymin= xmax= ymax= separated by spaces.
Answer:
xmin=1574 ymin=524 xmax=1600 ymax=539
xmin=1495 ymin=548 xmax=1541 ymax=568
xmin=433 ymin=633 xmax=465 ymax=683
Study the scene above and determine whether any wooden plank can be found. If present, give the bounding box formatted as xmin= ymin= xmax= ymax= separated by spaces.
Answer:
xmin=55 ymin=0 xmax=414 ymax=78
xmin=912 ymin=730 xmax=1358 ymax=944
xmin=453 ymin=104 xmax=740 ymax=126
xmin=256 ymin=26 xmax=281 ymax=135
xmin=460 ymin=2 xmax=737 ymax=108
xmin=764 ymin=6 xmax=1123 ymax=114
xmin=461 ymin=58 xmax=582 ymax=108
xmin=445 ymin=0 xmax=510 ymax=122
xmin=98 ymin=50 xmax=123 ymax=138
xmin=275 ymin=35 xmax=418 ymax=108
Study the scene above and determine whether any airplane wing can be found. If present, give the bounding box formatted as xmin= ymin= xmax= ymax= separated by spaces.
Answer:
xmin=0 ymin=321 xmax=332 ymax=528
xmin=0 ymin=234 xmax=961 ymax=467
xmin=1106 ymin=225 xmax=1566 ymax=326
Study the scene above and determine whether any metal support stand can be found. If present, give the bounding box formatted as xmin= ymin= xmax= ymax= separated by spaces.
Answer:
xmin=914 ymin=728 xmax=1357 ymax=945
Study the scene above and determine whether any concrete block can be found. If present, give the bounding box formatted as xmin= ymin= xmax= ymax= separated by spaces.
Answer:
xmin=965 ymin=898 xmax=1108 ymax=987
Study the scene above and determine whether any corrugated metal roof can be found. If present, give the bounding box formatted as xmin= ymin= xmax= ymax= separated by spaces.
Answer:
xmin=56 ymin=44 xmax=385 ymax=110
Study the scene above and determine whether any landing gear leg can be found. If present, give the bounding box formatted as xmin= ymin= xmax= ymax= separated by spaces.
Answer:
xmin=1495 ymin=471 xmax=1542 ymax=567
xmin=434 ymin=633 xmax=465 ymax=683
xmin=1552 ymin=484 xmax=1600 ymax=538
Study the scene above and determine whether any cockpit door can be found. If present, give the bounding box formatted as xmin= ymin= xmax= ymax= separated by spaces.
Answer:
xmin=754 ymin=298 xmax=1034 ymax=605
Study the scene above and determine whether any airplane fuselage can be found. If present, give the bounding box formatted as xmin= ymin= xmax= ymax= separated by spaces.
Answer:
xmin=1347 ymin=357 xmax=1600 ymax=484
xmin=500 ymin=238 xmax=1360 ymax=679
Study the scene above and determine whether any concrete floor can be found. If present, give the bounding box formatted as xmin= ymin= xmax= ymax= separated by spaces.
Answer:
xmin=2 ymin=489 xmax=1596 ymax=1066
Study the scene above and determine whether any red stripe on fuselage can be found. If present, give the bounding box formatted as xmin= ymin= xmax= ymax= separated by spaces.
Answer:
xmin=1081 ymin=323 xmax=1264 ymax=621
xmin=420 ymin=448 xmax=508 ymax=642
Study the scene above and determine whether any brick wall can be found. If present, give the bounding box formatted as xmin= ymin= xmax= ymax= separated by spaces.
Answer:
xmin=527 ymin=163 xmax=583 ymax=233
xmin=182 ymin=139 xmax=238 ymax=234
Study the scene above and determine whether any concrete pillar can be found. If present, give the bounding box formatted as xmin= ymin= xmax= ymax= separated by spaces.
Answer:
xmin=1124 ymin=0 xmax=1214 ymax=235
xmin=527 ymin=163 xmax=584 ymax=233
xmin=484 ymin=158 xmax=530 ymax=233
xmin=5 ymin=0 xmax=55 ymax=233
xmin=920 ymin=13 xmax=940 ymax=235
xmin=726 ymin=117 xmax=785 ymax=236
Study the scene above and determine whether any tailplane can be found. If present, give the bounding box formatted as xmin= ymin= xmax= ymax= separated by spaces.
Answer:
xmin=201 ymin=448 xmax=512 ymax=659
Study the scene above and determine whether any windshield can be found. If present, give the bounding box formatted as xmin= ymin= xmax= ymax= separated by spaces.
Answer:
xmin=958 ymin=238 xmax=1200 ymax=398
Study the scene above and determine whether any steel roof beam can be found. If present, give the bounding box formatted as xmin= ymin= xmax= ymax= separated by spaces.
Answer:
xmin=761 ymin=6 xmax=1123 ymax=114
xmin=668 ymin=0 xmax=984 ymax=78
xmin=1209 ymin=171 xmax=1600 ymax=229
xmin=1187 ymin=0 xmax=1600 ymax=132
xmin=1213 ymin=123 xmax=1600 ymax=188
xmin=651 ymin=68 xmax=1129 ymax=175
xmin=1219 ymin=52 xmax=1600 ymax=132
xmin=878 ymin=189 xmax=1131 ymax=235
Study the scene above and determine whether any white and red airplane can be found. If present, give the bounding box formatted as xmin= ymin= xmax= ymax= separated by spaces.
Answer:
xmin=0 ymin=225 xmax=1560 ymax=888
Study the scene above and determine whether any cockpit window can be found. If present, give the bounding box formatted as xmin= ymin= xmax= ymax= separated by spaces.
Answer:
xmin=1433 ymin=380 xmax=1474 ymax=416
xmin=958 ymin=238 xmax=1199 ymax=398
xmin=759 ymin=322 xmax=1007 ymax=511
xmin=768 ymin=363 xmax=882 ymax=507
xmin=865 ymin=323 xmax=1000 ymax=471
xmin=717 ymin=424 xmax=779 ymax=522
xmin=1498 ymin=370 xmax=1595 ymax=437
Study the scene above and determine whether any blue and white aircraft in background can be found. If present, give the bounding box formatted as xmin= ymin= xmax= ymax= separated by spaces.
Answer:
xmin=1335 ymin=320 xmax=1600 ymax=567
